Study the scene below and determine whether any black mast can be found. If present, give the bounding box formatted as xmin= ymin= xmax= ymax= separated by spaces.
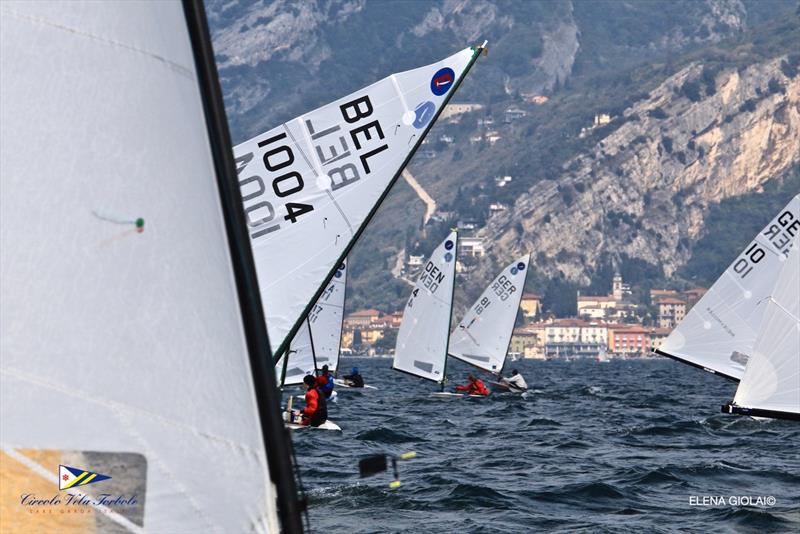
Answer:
xmin=182 ymin=2 xmax=304 ymax=531
xmin=441 ymin=229 xmax=459 ymax=392
xmin=272 ymin=42 xmax=488 ymax=363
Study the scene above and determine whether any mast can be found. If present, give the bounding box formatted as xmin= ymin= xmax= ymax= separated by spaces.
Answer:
xmin=498 ymin=252 xmax=532 ymax=377
xmin=271 ymin=42 xmax=489 ymax=362
xmin=308 ymin=316 xmax=319 ymax=376
xmin=334 ymin=262 xmax=348 ymax=379
xmin=181 ymin=2 xmax=303 ymax=531
xmin=441 ymin=228 xmax=460 ymax=392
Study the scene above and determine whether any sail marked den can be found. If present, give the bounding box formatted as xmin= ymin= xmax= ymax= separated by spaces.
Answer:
xmin=393 ymin=231 xmax=459 ymax=383
xmin=233 ymin=47 xmax=482 ymax=356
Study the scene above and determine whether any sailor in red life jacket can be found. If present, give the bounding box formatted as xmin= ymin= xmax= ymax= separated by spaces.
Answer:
xmin=300 ymin=375 xmax=327 ymax=427
xmin=455 ymin=374 xmax=490 ymax=396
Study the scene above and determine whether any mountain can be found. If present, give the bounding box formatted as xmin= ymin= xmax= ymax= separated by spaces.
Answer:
xmin=207 ymin=0 xmax=800 ymax=316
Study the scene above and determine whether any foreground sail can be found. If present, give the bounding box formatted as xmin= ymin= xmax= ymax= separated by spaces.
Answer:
xmin=656 ymin=195 xmax=800 ymax=380
xmin=234 ymin=45 xmax=485 ymax=357
xmin=393 ymin=232 xmax=459 ymax=387
xmin=723 ymin=239 xmax=800 ymax=420
xmin=1 ymin=2 xmax=298 ymax=532
xmin=449 ymin=254 xmax=531 ymax=373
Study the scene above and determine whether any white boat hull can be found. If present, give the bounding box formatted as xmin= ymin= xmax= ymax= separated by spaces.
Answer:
xmin=286 ymin=420 xmax=342 ymax=431
xmin=429 ymin=392 xmax=487 ymax=399
xmin=333 ymin=378 xmax=377 ymax=390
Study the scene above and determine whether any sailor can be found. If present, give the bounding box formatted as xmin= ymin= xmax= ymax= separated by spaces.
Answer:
xmin=455 ymin=374 xmax=490 ymax=396
xmin=498 ymin=369 xmax=528 ymax=392
xmin=299 ymin=375 xmax=327 ymax=427
xmin=342 ymin=367 xmax=364 ymax=388
xmin=316 ymin=364 xmax=335 ymax=399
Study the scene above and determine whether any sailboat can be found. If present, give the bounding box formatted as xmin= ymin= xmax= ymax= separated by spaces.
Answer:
xmin=233 ymin=43 xmax=487 ymax=362
xmin=448 ymin=254 xmax=532 ymax=390
xmin=655 ymin=194 xmax=799 ymax=381
xmin=654 ymin=195 xmax=799 ymax=420
xmin=0 ymin=2 xmax=302 ymax=531
xmin=393 ymin=231 xmax=459 ymax=396
xmin=721 ymin=238 xmax=799 ymax=421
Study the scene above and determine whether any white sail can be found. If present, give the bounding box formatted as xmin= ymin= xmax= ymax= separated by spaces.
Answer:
xmin=393 ymin=232 xmax=458 ymax=382
xmin=731 ymin=238 xmax=799 ymax=417
xmin=449 ymin=254 xmax=531 ymax=372
xmin=658 ymin=195 xmax=800 ymax=380
xmin=309 ymin=261 xmax=348 ymax=372
xmin=234 ymin=46 xmax=483 ymax=356
xmin=1 ymin=2 xmax=279 ymax=532
xmin=278 ymin=320 xmax=317 ymax=386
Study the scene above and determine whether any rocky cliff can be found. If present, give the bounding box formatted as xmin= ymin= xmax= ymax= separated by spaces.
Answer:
xmin=481 ymin=56 xmax=800 ymax=283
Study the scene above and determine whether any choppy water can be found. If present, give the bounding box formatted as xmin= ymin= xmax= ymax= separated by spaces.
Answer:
xmin=288 ymin=358 xmax=800 ymax=533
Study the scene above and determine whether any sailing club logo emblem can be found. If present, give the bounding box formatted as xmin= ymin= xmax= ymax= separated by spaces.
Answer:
xmin=444 ymin=240 xmax=454 ymax=250
xmin=430 ymin=67 xmax=455 ymax=96
xmin=59 ymin=465 xmax=111 ymax=490
xmin=444 ymin=252 xmax=453 ymax=262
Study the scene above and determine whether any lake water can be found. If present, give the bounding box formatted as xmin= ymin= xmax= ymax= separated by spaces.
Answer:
xmin=288 ymin=358 xmax=799 ymax=533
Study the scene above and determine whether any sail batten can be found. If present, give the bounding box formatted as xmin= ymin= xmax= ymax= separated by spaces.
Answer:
xmin=658 ymin=195 xmax=800 ymax=380
xmin=449 ymin=254 xmax=531 ymax=373
xmin=233 ymin=45 xmax=485 ymax=359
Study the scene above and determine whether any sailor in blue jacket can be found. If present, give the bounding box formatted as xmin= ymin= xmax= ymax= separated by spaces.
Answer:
xmin=316 ymin=364 xmax=335 ymax=399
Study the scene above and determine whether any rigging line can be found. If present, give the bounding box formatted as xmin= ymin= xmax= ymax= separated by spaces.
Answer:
xmin=3 ymin=448 xmax=146 ymax=534
xmin=1 ymin=7 xmax=193 ymax=79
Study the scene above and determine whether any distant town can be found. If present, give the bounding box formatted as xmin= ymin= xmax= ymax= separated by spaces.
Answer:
xmin=342 ymin=267 xmax=705 ymax=360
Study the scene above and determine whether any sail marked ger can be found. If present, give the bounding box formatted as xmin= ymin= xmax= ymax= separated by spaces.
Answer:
xmin=393 ymin=231 xmax=459 ymax=383
xmin=234 ymin=45 xmax=485 ymax=358
xmin=449 ymin=254 xmax=531 ymax=373
xmin=656 ymin=194 xmax=800 ymax=381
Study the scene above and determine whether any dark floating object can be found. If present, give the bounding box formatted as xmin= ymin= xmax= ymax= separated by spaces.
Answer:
xmin=359 ymin=451 xmax=417 ymax=488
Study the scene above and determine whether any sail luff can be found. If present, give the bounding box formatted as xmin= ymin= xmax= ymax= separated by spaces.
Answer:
xmin=441 ymin=230 xmax=460 ymax=391
xmin=498 ymin=252 xmax=532 ymax=376
xmin=180 ymin=4 xmax=303 ymax=530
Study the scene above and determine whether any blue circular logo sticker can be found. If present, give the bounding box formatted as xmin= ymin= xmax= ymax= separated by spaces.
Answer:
xmin=339 ymin=262 xmax=346 ymax=270
xmin=511 ymin=267 xmax=518 ymax=275
xmin=444 ymin=240 xmax=454 ymax=250
xmin=412 ymin=101 xmax=435 ymax=129
xmin=444 ymin=252 xmax=453 ymax=262
xmin=517 ymin=262 xmax=525 ymax=271
xmin=431 ymin=67 xmax=455 ymax=96
xmin=334 ymin=270 xmax=342 ymax=278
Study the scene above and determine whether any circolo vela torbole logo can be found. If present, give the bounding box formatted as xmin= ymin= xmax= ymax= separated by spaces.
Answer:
xmin=59 ymin=465 xmax=111 ymax=490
